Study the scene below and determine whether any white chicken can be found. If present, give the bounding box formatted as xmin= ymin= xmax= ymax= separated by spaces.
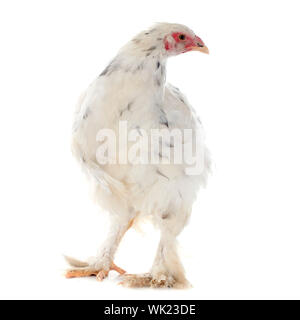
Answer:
xmin=66 ymin=23 xmax=211 ymax=288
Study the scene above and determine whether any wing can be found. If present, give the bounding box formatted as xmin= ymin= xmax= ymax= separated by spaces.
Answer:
xmin=71 ymin=78 xmax=127 ymax=195
xmin=163 ymin=83 xmax=201 ymax=130
xmin=142 ymin=83 xmax=202 ymax=181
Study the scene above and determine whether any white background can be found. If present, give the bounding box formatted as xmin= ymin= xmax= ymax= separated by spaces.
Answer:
xmin=0 ymin=0 xmax=299 ymax=300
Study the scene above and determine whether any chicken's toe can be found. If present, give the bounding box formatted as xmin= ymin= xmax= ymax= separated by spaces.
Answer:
xmin=120 ymin=273 xmax=180 ymax=288
xmin=96 ymin=270 xmax=109 ymax=281
xmin=65 ymin=268 xmax=99 ymax=279
xmin=65 ymin=261 xmax=126 ymax=280
xmin=120 ymin=273 xmax=153 ymax=288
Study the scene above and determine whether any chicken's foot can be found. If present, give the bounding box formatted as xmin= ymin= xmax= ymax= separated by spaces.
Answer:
xmin=65 ymin=262 xmax=126 ymax=281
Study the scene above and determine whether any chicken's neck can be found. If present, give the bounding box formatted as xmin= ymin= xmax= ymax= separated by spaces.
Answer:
xmin=109 ymin=50 xmax=166 ymax=78
xmin=136 ymin=56 xmax=167 ymax=97
xmin=129 ymin=54 xmax=167 ymax=99
xmin=100 ymin=52 xmax=167 ymax=109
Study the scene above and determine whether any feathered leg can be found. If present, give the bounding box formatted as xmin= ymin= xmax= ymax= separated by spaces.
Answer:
xmin=65 ymin=215 xmax=134 ymax=281
xmin=121 ymin=210 xmax=190 ymax=288
xmin=150 ymin=233 xmax=189 ymax=288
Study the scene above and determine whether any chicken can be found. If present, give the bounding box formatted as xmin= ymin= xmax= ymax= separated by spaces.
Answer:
xmin=66 ymin=23 xmax=211 ymax=288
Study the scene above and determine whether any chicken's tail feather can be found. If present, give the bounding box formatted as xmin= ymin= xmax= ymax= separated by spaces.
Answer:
xmin=64 ymin=255 xmax=89 ymax=268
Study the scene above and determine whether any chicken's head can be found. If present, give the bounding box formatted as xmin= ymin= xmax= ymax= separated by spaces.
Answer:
xmin=164 ymin=30 xmax=209 ymax=56
xmin=128 ymin=23 xmax=209 ymax=58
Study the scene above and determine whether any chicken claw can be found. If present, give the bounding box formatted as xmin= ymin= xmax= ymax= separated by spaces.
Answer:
xmin=65 ymin=262 xmax=126 ymax=281
xmin=119 ymin=273 xmax=184 ymax=288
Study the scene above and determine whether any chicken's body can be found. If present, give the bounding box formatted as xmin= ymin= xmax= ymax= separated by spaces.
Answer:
xmin=67 ymin=23 xmax=210 ymax=288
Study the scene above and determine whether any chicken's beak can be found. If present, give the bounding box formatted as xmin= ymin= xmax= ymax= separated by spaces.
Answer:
xmin=190 ymin=36 xmax=209 ymax=54
xmin=191 ymin=45 xmax=209 ymax=54
xmin=191 ymin=46 xmax=209 ymax=54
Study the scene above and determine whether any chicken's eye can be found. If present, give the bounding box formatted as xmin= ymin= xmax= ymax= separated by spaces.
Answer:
xmin=178 ymin=34 xmax=186 ymax=41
